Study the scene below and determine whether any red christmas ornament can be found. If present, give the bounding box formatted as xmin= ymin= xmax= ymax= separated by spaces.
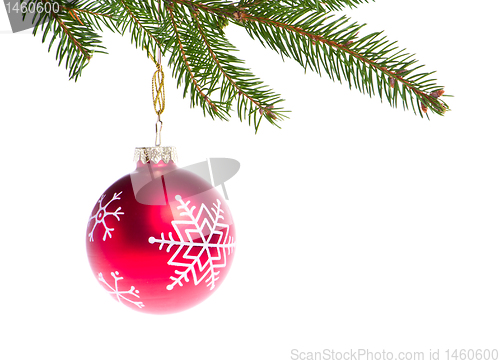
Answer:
xmin=86 ymin=147 xmax=236 ymax=314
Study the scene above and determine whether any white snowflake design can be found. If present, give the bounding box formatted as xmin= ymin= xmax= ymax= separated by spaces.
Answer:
xmin=148 ymin=195 xmax=236 ymax=291
xmin=98 ymin=271 xmax=145 ymax=308
xmin=88 ymin=192 xmax=124 ymax=242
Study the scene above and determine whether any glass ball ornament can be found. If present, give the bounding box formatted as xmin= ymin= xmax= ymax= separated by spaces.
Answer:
xmin=86 ymin=147 xmax=236 ymax=314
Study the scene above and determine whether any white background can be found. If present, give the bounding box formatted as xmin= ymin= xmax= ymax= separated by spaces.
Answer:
xmin=1 ymin=1 xmax=499 ymax=363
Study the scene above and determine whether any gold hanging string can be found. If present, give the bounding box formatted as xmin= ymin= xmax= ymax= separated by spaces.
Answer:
xmin=150 ymin=52 xmax=165 ymax=118
xmin=150 ymin=1 xmax=164 ymax=147
xmin=147 ymin=49 xmax=165 ymax=146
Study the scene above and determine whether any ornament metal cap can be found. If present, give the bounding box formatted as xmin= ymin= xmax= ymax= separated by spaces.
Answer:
xmin=133 ymin=146 xmax=178 ymax=164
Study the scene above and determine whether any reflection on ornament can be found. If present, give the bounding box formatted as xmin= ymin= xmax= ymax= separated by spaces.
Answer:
xmin=86 ymin=147 xmax=236 ymax=314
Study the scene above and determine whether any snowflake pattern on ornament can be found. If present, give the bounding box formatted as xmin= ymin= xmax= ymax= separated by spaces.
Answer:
xmin=148 ymin=195 xmax=236 ymax=291
xmin=98 ymin=271 xmax=145 ymax=308
xmin=88 ymin=192 xmax=124 ymax=242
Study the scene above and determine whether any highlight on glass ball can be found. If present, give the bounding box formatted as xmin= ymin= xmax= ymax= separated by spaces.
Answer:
xmin=86 ymin=147 xmax=236 ymax=314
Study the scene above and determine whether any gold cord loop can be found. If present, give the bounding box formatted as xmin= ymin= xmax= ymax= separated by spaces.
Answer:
xmin=149 ymin=1 xmax=165 ymax=147
xmin=149 ymin=51 xmax=165 ymax=147
xmin=151 ymin=54 xmax=165 ymax=117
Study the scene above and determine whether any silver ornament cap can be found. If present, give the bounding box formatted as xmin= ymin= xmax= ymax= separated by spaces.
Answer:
xmin=133 ymin=146 xmax=178 ymax=164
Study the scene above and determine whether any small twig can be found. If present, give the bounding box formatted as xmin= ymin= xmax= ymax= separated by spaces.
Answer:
xmin=168 ymin=7 xmax=218 ymax=112
xmin=119 ymin=0 xmax=162 ymax=47
xmin=38 ymin=0 xmax=91 ymax=60
xmin=191 ymin=13 xmax=269 ymax=116
xmin=61 ymin=6 xmax=113 ymax=19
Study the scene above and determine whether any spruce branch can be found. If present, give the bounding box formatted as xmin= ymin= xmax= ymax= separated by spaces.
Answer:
xmin=229 ymin=3 xmax=448 ymax=116
xmin=26 ymin=0 xmax=451 ymax=130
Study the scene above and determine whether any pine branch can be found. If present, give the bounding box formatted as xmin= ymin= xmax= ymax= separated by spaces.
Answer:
xmin=25 ymin=0 xmax=451 ymax=130
xmin=230 ymin=3 xmax=449 ymax=116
